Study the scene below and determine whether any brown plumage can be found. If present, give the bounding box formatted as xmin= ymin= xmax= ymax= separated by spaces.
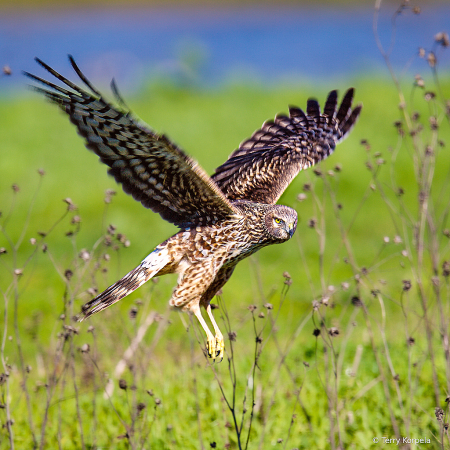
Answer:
xmin=25 ymin=56 xmax=361 ymax=361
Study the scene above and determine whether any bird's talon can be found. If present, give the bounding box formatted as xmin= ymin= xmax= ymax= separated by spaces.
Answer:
xmin=206 ymin=336 xmax=224 ymax=363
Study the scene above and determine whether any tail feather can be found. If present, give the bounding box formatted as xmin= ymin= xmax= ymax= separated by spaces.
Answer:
xmin=78 ymin=247 xmax=171 ymax=320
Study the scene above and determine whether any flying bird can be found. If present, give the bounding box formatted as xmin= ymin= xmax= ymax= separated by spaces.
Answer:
xmin=25 ymin=56 xmax=361 ymax=362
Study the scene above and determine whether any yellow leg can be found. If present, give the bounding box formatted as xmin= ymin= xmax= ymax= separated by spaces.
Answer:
xmin=206 ymin=304 xmax=224 ymax=363
xmin=192 ymin=305 xmax=223 ymax=363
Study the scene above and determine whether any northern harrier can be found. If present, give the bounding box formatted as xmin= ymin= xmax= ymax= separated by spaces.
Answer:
xmin=25 ymin=57 xmax=361 ymax=362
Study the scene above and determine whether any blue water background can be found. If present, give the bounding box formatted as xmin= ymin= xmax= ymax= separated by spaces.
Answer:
xmin=1 ymin=4 xmax=449 ymax=96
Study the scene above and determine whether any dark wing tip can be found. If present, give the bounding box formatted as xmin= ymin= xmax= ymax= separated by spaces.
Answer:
xmin=324 ymin=89 xmax=338 ymax=118
xmin=68 ymin=54 xmax=101 ymax=95
xmin=336 ymin=88 xmax=355 ymax=124
xmin=288 ymin=105 xmax=307 ymax=122
xmin=340 ymin=103 xmax=362 ymax=135
xmin=306 ymin=98 xmax=321 ymax=119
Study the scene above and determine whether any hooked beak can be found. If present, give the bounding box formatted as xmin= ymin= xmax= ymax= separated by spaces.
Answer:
xmin=287 ymin=222 xmax=295 ymax=238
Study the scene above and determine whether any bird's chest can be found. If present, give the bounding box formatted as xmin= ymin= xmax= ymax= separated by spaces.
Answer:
xmin=174 ymin=217 xmax=263 ymax=265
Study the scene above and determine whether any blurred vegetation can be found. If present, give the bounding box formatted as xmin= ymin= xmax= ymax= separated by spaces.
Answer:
xmin=0 ymin=0 xmax=439 ymax=12
xmin=1 ymin=32 xmax=450 ymax=448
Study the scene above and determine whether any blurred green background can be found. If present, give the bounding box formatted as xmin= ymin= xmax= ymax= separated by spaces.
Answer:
xmin=1 ymin=2 xmax=450 ymax=449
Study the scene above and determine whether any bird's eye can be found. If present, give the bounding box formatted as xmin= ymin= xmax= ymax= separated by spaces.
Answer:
xmin=274 ymin=217 xmax=282 ymax=224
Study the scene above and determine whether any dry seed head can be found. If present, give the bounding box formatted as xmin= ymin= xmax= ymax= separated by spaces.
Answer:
xmin=329 ymin=327 xmax=339 ymax=337
xmin=427 ymin=52 xmax=437 ymax=68
xmin=107 ymin=224 xmax=116 ymax=235
xmin=424 ymin=91 xmax=436 ymax=101
xmin=429 ymin=116 xmax=438 ymax=130
xmin=80 ymin=344 xmax=90 ymax=353
xmin=87 ymin=287 xmax=97 ymax=296
xmin=30 ymin=238 xmax=37 ymax=245
xmin=414 ymin=74 xmax=425 ymax=88
xmin=129 ymin=307 xmax=138 ymax=319
xmin=435 ymin=32 xmax=449 ymax=47
xmin=137 ymin=402 xmax=146 ymax=413
xmin=79 ymin=249 xmax=90 ymax=261
xmin=63 ymin=198 xmax=77 ymax=211
xmin=435 ymin=407 xmax=444 ymax=422
xmin=118 ymin=379 xmax=127 ymax=390
xmin=442 ymin=261 xmax=450 ymax=277
xmin=360 ymin=139 xmax=370 ymax=150
xmin=104 ymin=189 xmax=116 ymax=204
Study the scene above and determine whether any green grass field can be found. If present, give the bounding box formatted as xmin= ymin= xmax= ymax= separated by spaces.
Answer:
xmin=1 ymin=60 xmax=450 ymax=449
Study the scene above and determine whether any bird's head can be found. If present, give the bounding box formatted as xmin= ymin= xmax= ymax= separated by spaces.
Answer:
xmin=264 ymin=205 xmax=298 ymax=242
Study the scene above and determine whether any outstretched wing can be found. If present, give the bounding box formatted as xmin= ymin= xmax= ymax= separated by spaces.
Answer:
xmin=24 ymin=56 xmax=238 ymax=228
xmin=212 ymin=89 xmax=362 ymax=204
